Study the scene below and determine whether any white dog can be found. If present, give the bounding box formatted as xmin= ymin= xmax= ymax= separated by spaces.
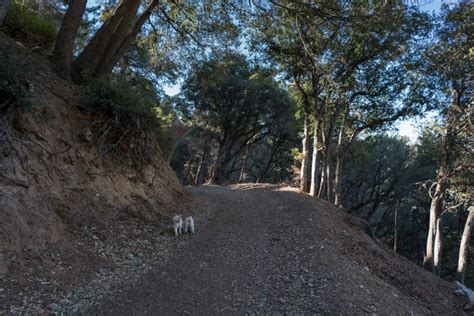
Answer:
xmin=172 ymin=215 xmax=183 ymax=236
xmin=184 ymin=216 xmax=195 ymax=234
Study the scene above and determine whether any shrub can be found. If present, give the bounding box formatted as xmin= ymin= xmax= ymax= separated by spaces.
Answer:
xmin=3 ymin=0 xmax=57 ymax=48
xmin=83 ymin=75 xmax=172 ymax=171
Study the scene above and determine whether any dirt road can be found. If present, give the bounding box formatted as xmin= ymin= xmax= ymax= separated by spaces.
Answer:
xmin=93 ymin=184 xmax=465 ymax=314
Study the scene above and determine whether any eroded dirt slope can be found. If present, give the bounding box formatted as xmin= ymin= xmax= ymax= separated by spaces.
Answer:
xmin=93 ymin=184 xmax=467 ymax=314
xmin=0 ymin=34 xmax=188 ymax=311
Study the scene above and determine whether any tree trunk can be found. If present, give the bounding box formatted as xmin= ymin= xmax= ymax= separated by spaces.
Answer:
xmin=334 ymin=153 xmax=344 ymax=207
xmin=97 ymin=0 xmax=160 ymax=76
xmin=309 ymin=119 xmax=321 ymax=196
xmin=318 ymin=156 xmax=327 ymax=199
xmin=73 ymin=0 xmax=141 ymax=81
xmin=317 ymin=122 xmax=327 ymax=199
xmin=424 ymin=91 xmax=457 ymax=272
xmin=50 ymin=0 xmax=87 ymax=80
xmin=239 ymin=143 xmax=250 ymax=182
xmin=423 ymin=181 xmax=445 ymax=272
xmin=333 ymin=113 xmax=347 ymax=207
xmin=318 ymin=118 xmax=335 ymax=201
xmin=0 ymin=0 xmax=11 ymax=26
xmin=326 ymin=159 xmax=333 ymax=202
xmin=394 ymin=202 xmax=400 ymax=253
xmin=433 ymin=216 xmax=443 ymax=275
xmin=300 ymin=113 xmax=310 ymax=192
xmin=456 ymin=206 xmax=474 ymax=284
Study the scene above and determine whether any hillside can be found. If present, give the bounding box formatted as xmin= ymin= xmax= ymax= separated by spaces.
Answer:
xmin=0 ymin=34 xmax=190 ymax=312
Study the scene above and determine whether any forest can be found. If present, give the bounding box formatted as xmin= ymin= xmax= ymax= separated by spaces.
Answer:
xmin=0 ymin=0 xmax=472 ymax=306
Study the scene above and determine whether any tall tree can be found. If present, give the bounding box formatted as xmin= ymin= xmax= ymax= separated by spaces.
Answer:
xmin=423 ymin=1 xmax=473 ymax=273
xmin=181 ymin=53 xmax=295 ymax=184
xmin=51 ymin=0 xmax=87 ymax=80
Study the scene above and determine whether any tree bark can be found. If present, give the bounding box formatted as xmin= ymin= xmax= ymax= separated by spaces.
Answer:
xmin=300 ymin=113 xmax=310 ymax=192
xmin=97 ymin=0 xmax=160 ymax=76
xmin=0 ymin=0 xmax=11 ymax=26
xmin=326 ymin=159 xmax=333 ymax=202
xmin=239 ymin=143 xmax=250 ymax=182
xmin=456 ymin=206 xmax=474 ymax=284
xmin=433 ymin=216 xmax=443 ymax=275
xmin=423 ymin=181 xmax=445 ymax=272
xmin=333 ymin=111 xmax=347 ymax=207
xmin=318 ymin=121 xmax=334 ymax=200
xmin=394 ymin=202 xmax=400 ymax=253
xmin=50 ymin=0 xmax=87 ymax=80
xmin=334 ymin=153 xmax=344 ymax=206
xmin=73 ymin=0 xmax=141 ymax=81
xmin=309 ymin=119 xmax=321 ymax=196
xmin=318 ymin=156 xmax=326 ymax=199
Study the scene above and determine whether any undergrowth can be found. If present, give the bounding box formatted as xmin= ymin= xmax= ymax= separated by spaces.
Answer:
xmin=83 ymin=75 xmax=173 ymax=172
xmin=3 ymin=0 xmax=57 ymax=48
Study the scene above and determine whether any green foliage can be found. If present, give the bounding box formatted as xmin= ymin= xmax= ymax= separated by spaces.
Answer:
xmin=170 ymin=53 xmax=297 ymax=184
xmin=84 ymin=76 xmax=166 ymax=128
xmin=83 ymin=75 xmax=173 ymax=168
xmin=3 ymin=0 xmax=57 ymax=48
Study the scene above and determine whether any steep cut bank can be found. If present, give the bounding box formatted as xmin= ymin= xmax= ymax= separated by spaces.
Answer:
xmin=0 ymin=33 xmax=189 ymax=310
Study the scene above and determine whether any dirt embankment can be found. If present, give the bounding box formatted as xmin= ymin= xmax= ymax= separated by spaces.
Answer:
xmin=0 ymin=34 xmax=189 ymax=311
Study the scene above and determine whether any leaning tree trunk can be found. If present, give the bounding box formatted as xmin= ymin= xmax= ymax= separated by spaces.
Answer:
xmin=0 ymin=0 xmax=11 ymax=26
xmin=300 ymin=113 xmax=310 ymax=192
xmin=50 ymin=0 xmax=87 ymax=80
xmin=73 ymin=0 xmax=141 ymax=81
xmin=433 ymin=216 xmax=443 ymax=275
xmin=456 ymin=206 xmax=474 ymax=284
xmin=309 ymin=119 xmax=321 ymax=196
xmin=97 ymin=0 xmax=160 ymax=76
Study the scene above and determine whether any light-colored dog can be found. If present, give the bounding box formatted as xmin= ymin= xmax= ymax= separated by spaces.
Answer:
xmin=184 ymin=216 xmax=195 ymax=234
xmin=172 ymin=215 xmax=183 ymax=236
